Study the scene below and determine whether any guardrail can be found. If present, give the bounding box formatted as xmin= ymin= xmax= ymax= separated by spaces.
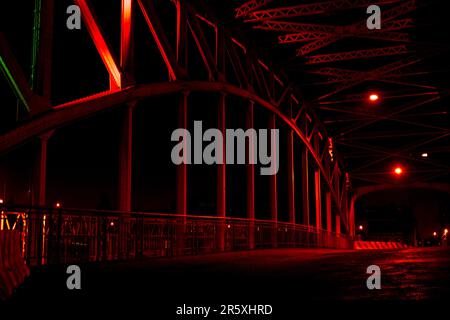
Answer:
xmin=0 ymin=230 xmax=30 ymax=299
xmin=0 ymin=206 xmax=352 ymax=266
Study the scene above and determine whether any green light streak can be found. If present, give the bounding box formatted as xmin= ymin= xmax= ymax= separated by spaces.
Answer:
xmin=31 ymin=0 xmax=42 ymax=90
xmin=0 ymin=56 xmax=30 ymax=112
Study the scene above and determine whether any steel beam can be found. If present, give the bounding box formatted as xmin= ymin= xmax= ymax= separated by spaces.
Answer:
xmin=269 ymin=115 xmax=278 ymax=221
xmin=295 ymin=0 xmax=416 ymax=56
xmin=287 ymin=129 xmax=295 ymax=224
xmin=121 ymin=0 xmax=134 ymax=84
xmin=246 ymin=0 xmax=402 ymax=22
xmin=32 ymin=132 xmax=53 ymax=207
xmin=118 ymin=103 xmax=135 ymax=212
xmin=0 ymin=81 xmax=344 ymax=222
xmin=137 ymin=0 xmax=184 ymax=80
xmin=187 ymin=11 xmax=218 ymax=80
xmin=305 ymin=45 xmax=409 ymax=64
xmin=217 ymin=93 xmax=226 ymax=251
xmin=335 ymin=215 xmax=341 ymax=235
xmin=75 ymin=0 xmax=122 ymax=89
xmin=246 ymin=101 xmax=255 ymax=249
xmin=314 ymin=170 xmax=322 ymax=230
xmin=326 ymin=192 xmax=332 ymax=232
xmin=177 ymin=92 xmax=189 ymax=216
xmin=301 ymin=147 xmax=310 ymax=226
xmin=217 ymin=93 xmax=227 ymax=218
xmin=235 ymin=0 xmax=273 ymax=18
xmin=269 ymin=114 xmax=278 ymax=247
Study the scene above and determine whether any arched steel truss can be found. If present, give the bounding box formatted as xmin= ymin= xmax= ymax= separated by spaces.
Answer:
xmin=0 ymin=0 xmax=353 ymax=246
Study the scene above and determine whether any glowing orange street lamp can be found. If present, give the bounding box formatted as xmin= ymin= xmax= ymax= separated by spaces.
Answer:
xmin=445 ymin=229 xmax=449 ymax=236
xmin=369 ymin=94 xmax=379 ymax=102
xmin=394 ymin=166 xmax=403 ymax=176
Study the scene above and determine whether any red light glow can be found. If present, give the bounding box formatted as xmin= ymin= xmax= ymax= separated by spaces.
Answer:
xmin=394 ymin=167 xmax=403 ymax=175
xmin=369 ymin=94 xmax=379 ymax=102
xmin=358 ymin=225 xmax=364 ymax=231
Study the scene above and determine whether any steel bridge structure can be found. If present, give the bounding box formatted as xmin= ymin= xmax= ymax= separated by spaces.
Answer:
xmin=0 ymin=0 xmax=449 ymax=264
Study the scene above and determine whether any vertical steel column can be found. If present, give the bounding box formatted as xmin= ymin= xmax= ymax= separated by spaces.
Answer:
xmin=326 ymin=191 xmax=332 ymax=247
xmin=118 ymin=102 xmax=135 ymax=258
xmin=326 ymin=192 xmax=332 ymax=232
xmin=216 ymin=21 xmax=226 ymax=219
xmin=118 ymin=103 xmax=135 ymax=212
xmin=314 ymin=170 xmax=322 ymax=230
xmin=217 ymin=93 xmax=226 ymax=251
xmin=348 ymin=196 xmax=355 ymax=238
xmin=335 ymin=215 xmax=341 ymax=235
xmin=301 ymin=148 xmax=309 ymax=227
xmin=246 ymin=101 xmax=255 ymax=249
xmin=313 ymin=134 xmax=322 ymax=231
xmin=217 ymin=93 xmax=227 ymax=218
xmin=176 ymin=92 xmax=188 ymax=216
xmin=269 ymin=115 xmax=278 ymax=247
xmin=176 ymin=94 xmax=188 ymax=255
xmin=115 ymin=0 xmax=132 ymax=244
xmin=31 ymin=132 xmax=52 ymax=265
xmin=287 ymin=129 xmax=295 ymax=224
xmin=176 ymin=0 xmax=188 ymax=216
xmin=176 ymin=0 xmax=188 ymax=255
xmin=32 ymin=133 xmax=52 ymax=206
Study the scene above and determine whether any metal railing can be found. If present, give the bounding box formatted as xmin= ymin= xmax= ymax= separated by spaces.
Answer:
xmin=0 ymin=205 xmax=353 ymax=266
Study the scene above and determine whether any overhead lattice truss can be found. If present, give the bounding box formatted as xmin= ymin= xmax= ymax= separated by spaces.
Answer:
xmin=235 ymin=0 xmax=450 ymax=186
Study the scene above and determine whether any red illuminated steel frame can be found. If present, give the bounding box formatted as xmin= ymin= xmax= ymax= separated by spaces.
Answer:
xmin=0 ymin=0 xmax=354 ymax=258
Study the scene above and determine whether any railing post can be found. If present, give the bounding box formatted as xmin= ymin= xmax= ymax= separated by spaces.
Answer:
xmin=56 ymin=207 xmax=62 ymax=263
xmin=26 ymin=209 xmax=33 ymax=265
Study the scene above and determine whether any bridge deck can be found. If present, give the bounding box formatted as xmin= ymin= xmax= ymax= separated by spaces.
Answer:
xmin=5 ymin=247 xmax=450 ymax=314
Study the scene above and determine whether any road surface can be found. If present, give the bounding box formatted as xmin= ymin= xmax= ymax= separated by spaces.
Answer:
xmin=3 ymin=247 xmax=450 ymax=316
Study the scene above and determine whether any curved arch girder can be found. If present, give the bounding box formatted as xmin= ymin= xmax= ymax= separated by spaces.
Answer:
xmin=0 ymin=81 xmax=344 ymax=217
xmin=348 ymin=182 xmax=450 ymax=236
